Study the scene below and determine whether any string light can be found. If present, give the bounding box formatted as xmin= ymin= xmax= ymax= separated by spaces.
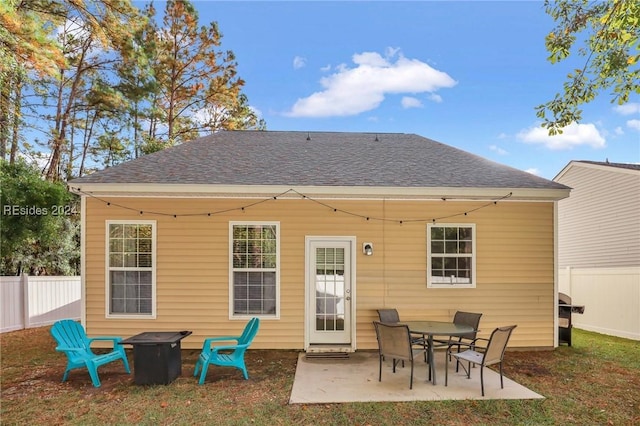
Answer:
xmin=69 ymin=187 xmax=512 ymax=224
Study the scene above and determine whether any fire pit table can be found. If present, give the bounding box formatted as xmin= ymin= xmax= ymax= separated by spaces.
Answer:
xmin=120 ymin=331 xmax=192 ymax=385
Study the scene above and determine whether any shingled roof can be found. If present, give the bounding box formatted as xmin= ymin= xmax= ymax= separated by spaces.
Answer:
xmin=71 ymin=131 xmax=567 ymax=193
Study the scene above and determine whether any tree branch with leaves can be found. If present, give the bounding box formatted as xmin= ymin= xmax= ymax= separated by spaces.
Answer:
xmin=536 ymin=0 xmax=639 ymax=135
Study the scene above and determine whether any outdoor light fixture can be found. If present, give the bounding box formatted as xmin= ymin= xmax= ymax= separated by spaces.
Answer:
xmin=363 ymin=242 xmax=373 ymax=256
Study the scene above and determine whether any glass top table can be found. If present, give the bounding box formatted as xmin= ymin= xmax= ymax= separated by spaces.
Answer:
xmin=400 ymin=320 xmax=475 ymax=385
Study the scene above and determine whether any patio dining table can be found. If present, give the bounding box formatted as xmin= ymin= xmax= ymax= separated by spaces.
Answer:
xmin=400 ymin=320 xmax=475 ymax=385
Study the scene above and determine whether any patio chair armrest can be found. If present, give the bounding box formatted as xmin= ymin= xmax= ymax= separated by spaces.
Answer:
xmin=88 ymin=336 xmax=122 ymax=349
xmin=87 ymin=336 xmax=123 ymax=347
xmin=448 ymin=337 xmax=486 ymax=351
xmin=56 ymin=346 xmax=82 ymax=352
xmin=473 ymin=337 xmax=489 ymax=345
xmin=410 ymin=333 xmax=427 ymax=343
xmin=202 ymin=336 xmax=241 ymax=349
xmin=210 ymin=343 xmax=248 ymax=354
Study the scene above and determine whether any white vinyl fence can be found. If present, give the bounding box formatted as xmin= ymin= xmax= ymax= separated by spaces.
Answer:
xmin=559 ymin=266 xmax=640 ymax=341
xmin=1 ymin=275 xmax=81 ymax=333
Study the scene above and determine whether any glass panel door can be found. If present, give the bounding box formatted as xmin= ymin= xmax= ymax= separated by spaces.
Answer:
xmin=307 ymin=239 xmax=352 ymax=345
xmin=315 ymin=247 xmax=345 ymax=332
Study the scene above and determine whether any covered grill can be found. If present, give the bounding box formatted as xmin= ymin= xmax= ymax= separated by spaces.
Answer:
xmin=558 ymin=292 xmax=585 ymax=346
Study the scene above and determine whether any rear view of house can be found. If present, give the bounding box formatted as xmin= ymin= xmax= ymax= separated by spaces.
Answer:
xmin=554 ymin=160 xmax=640 ymax=341
xmin=70 ymin=131 xmax=570 ymax=351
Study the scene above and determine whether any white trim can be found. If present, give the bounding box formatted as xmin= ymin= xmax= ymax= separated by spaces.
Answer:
xmin=80 ymin=195 xmax=87 ymax=326
xmin=554 ymin=201 xmax=560 ymax=347
xmin=554 ymin=160 xmax=640 ymax=181
xmin=304 ymin=236 xmax=357 ymax=352
xmin=426 ymin=223 xmax=477 ymax=289
xmin=69 ymin=183 xmax=570 ymax=201
xmin=228 ymin=221 xmax=281 ymax=320
xmin=105 ymin=220 xmax=157 ymax=319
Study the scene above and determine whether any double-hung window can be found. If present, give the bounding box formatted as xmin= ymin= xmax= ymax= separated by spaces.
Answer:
xmin=230 ymin=222 xmax=279 ymax=317
xmin=106 ymin=221 xmax=156 ymax=317
xmin=427 ymin=223 xmax=476 ymax=288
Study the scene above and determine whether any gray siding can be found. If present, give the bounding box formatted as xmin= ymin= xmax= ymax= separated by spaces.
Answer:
xmin=556 ymin=163 xmax=640 ymax=268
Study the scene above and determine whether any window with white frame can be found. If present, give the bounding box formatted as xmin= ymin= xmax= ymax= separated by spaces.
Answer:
xmin=427 ymin=223 xmax=476 ymax=288
xmin=230 ymin=222 xmax=279 ymax=317
xmin=107 ymin=221 xmax=155 ymax=316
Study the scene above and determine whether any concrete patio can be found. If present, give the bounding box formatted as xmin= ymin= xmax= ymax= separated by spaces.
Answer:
xmin=289 ymin=350 xmax=544 ymax=404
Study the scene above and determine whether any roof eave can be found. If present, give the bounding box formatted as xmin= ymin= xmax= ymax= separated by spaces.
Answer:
xmin=69 ymin=183 xmax=570 ymax=201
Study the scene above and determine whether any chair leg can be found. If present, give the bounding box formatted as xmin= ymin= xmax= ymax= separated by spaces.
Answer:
xmin=240 ymin=364 xmax=249 ymax=380
xmin=454 ymin=345 xmax=467 ymax=372
xmin=455 ymin=357 xmax=471 ymax=379
xmin=409 ymin=360 xmax=414 ymax=389
xmin=198 ymin=363 xmax=210 ymax=385
xmin=86 ymin=362 xmax=102 ymax=388
xmin=499 ymin=362 xmax=504 ymax=389
xmin=378 ymin=355 xmax=383 ymax=382
xmin=480 ymin=366 xmax=485 ymax=397
xmin=121 ymin=355 xmax=131 ymax=374
xmin=444 ymin=354 xmax=448 ymax=386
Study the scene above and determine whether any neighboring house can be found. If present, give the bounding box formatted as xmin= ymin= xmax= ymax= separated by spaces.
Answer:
xmin=69 ymin=131 xmax=570 ymax=351
xmin=554 ymin=160 xmax=640 ymax=341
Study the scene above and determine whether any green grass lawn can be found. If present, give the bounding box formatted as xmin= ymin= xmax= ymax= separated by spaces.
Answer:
xmin=1 ymin=327 xmax=638 ymax=425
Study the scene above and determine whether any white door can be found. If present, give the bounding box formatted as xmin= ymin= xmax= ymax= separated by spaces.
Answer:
xmin=306 ymin=238 xmax=354 ymax=346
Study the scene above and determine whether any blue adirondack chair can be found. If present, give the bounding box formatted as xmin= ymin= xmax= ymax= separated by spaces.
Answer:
xmin=194 ymin=317 xmax=260 ymax=384
xmin=50 ymin=319 xmax=131 ymax=387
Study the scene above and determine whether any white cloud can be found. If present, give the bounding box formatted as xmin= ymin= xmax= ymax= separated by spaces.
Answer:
xmin=614 ymin=126 xmax=624 ymax=135
xmin=428 ymin=93 xmax=442 ymax=103
xmin=517 ymin=122 xmax=606 ymax=150
xmin=614 ymin=102 xmax=640 ymax=115
xmin=401 ymin=96 xmax=423 ymax=109
xmin=525 ymin=168 xmax=541 ymax=176
xmin=385 ymin=46 xmax=401 ymax=58
xmin=320 ymin=64 xmax=331 ymax=72
xmin=353 ymin=51 xmax=389 ymax=67
xmin=489 ymin=145 xmax=508 ymax=155
xmin=293 ymin=56 xmax=307 ymax=70
xmin=286 ymin=49 xmax=457 ymax=117
xmin=627 ymin=119 xmax=640 ymax=131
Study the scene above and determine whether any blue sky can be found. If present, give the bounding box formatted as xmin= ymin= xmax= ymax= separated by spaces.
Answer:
xmin=180 ymin=1 xmax=638 ymax=179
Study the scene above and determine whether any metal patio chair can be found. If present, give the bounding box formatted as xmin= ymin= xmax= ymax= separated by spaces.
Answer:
xmin=445 ymin=324 xmax=517 ymax=396
xmin=377 ymin=309 xmax=428 ymax=363
xmin=433 ymin=311 xmax=483 ymax=371
xmin=373 ymin=321 xmax=418 ymax=389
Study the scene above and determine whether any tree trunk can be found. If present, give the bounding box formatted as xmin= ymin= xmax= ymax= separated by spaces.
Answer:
xmin=9 ymin=75 xmax=23 ymax=165
xmin=0 ymin=73 xmax=9 ymax=160
xmin=46 ymin=40 xmax=89 ymax=181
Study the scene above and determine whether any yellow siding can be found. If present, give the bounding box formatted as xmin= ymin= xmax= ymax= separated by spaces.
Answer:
xmin=84 ymin=197 xmax=555 ymax=350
